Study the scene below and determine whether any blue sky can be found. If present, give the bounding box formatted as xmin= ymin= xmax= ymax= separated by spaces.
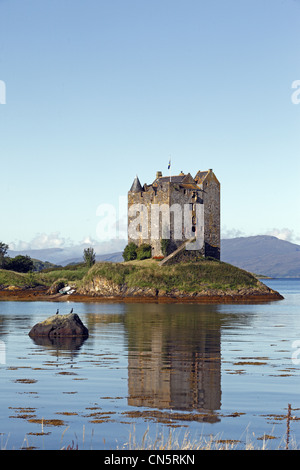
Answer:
xmin=0 ymin=0 xmax=300 ymax=253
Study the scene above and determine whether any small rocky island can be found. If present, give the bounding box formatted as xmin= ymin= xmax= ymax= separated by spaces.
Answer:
xmin=0 ymin=259 xmax=284 ymax=304
xmin=75 ymin=259 xmax=284 ymax=303
xmin=29 ymin=313 xmax=89 ymax=339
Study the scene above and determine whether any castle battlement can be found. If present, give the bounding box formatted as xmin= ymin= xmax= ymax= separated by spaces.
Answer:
xmin=128 ymin=169 xmax=220 ymax=260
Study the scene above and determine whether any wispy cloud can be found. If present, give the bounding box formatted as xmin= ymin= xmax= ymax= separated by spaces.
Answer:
xmin=221 ymin=226 xmax=247 ymax=239
xmin=265 ymin=227 xmax=300 ymax=243
xmin=9 ymin=232 xmax=74 ymax=251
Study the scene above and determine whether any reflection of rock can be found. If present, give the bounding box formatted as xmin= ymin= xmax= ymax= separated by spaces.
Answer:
xmin=30 ymin=334 xmax=88 ymax=351
xmin=28 ymin=313 xmax=89 ymax=339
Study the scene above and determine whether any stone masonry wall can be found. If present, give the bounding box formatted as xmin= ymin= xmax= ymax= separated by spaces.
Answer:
xmin=200 ymin=172 xmax=220 ymax=259
xmin=128 ymin=170 xmax=220 ymax=260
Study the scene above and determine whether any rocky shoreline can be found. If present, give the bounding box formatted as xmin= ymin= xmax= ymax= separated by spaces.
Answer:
xmin=0 ymin=282 xmax=284 ymax=304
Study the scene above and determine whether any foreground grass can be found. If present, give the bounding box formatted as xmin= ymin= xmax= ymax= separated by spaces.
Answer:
xmin=119 ymin=426 xmax=296 ymax=451
xmin=4 ymin=422 xmax=295 ymax=450
xmin=1 ymin=424 xmax=295 ymax=450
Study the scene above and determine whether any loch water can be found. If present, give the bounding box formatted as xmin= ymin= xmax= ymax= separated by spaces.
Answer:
xmin=0 ymin=278 xmax=299 ymax=450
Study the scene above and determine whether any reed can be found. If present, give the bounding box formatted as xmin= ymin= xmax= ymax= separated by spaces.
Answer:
xmin=286 ymin=404 xmax=292 ymax=450
xmin=119 ymin=426 xmax=282 ymax=451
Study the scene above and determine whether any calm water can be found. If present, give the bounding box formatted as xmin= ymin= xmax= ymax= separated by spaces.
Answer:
xmin=0 ymin=278 xmax=300 ymax=450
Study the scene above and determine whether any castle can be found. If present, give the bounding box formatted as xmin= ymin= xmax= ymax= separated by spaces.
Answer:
xmin=128 ymin=169 xmax=220 ymax=260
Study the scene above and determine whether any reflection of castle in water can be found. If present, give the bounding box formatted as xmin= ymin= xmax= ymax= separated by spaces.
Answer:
xmin=125 ymin=304 xmax=221 ymax=412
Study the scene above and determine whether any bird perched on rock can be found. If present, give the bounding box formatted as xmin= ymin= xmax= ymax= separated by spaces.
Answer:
xmin=70 ymin=308 xmax=73 ymax=314
xmin=56 ymin=309 xmax=59 ymax=315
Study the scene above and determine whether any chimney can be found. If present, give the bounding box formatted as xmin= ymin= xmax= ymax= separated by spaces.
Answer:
xmin=156 ymin=171 xmax=162 ymax=179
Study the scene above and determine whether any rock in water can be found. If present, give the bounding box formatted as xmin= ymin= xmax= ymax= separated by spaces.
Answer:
xmin=29 ymin=313 xmax=89 ymax=338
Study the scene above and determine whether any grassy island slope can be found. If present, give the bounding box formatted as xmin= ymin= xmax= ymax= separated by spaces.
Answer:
xmin=77 ymin=258 xmax=283 ymax=302
xmin=0 ymin=258 xmax=283 ymax=303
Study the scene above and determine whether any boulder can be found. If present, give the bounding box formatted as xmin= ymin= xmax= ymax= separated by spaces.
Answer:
xmin=29 ymin=313 xmax=89 ymax=339
xmin=47 ymin=281 xmax=65 ymax=295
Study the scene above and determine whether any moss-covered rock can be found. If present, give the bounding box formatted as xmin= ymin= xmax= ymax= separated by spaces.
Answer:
xmin=29 ymin=313 xmax=89 ymax=338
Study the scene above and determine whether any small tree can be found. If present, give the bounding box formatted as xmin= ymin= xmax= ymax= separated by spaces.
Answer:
xmin=0 ymin=242 xmax=9 ymax=268
xmin=122 ymin=242 xmax=137 ymax=261
xmin=83 ymin=247 xmax=96 ymax=267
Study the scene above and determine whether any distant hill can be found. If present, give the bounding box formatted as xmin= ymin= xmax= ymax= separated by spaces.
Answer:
xmin=7 ymin=241 xmax=126 ymax=266
xmin=7 ymin=247 xmax=124 ymax=267
xmin=8 ymin=247 xmax=66 ymax=265
xmin=221 ymin=235 xmax=300 ymax=278
xmin=31 ymin=259 xmax=61 ymax=272
xmin=63 ymin=252 xmax=124 ymax=266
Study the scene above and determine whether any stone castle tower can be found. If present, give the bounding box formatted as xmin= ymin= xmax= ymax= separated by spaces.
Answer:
xmin=128 ymin=169 xmax=220 ymax=260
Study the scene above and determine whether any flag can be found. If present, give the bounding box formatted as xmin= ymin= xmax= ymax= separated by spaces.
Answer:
xmin=168 ymin=159 xmax=171 ymax=170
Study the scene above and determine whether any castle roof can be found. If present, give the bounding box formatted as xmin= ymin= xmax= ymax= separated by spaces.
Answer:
xmin=155 ymin=175 xmax=186 ymax=184
xmin=194 ymin=170 xmax=209 ymax=183
xmin=195 ymin=169 xmax=220 ymax=185
xmin=153 ymin=172 xmax=200 ymax=190
xmin=129 ymin=170 xmax=218 ymax=193
xmin=130 ymin=175 xmax=143 ymax=192
xmin=154 ymin=172 xmax=196 ymax=185
xmin=180 ymin=183 xmax=200 ymax=190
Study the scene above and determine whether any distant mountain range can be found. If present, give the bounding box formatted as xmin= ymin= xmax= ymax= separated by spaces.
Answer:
xmin=221 ymin=235 xmax=300 ymax=278
xmin=7 ymin=235 xmax=300 ymax=278
xmin=7 ymin=242 xmax=126 ymax=267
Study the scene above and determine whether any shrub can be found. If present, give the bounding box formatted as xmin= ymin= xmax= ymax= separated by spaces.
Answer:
xmin=161 ymin=239 xmax=170 ymax=257
xmin=4 ymin=255 xmax=34 ymax=273
xmin=136 ymin=244 xmax=152 ymax=260
xmin=122 ymin=242 xmax=138 ymax=261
